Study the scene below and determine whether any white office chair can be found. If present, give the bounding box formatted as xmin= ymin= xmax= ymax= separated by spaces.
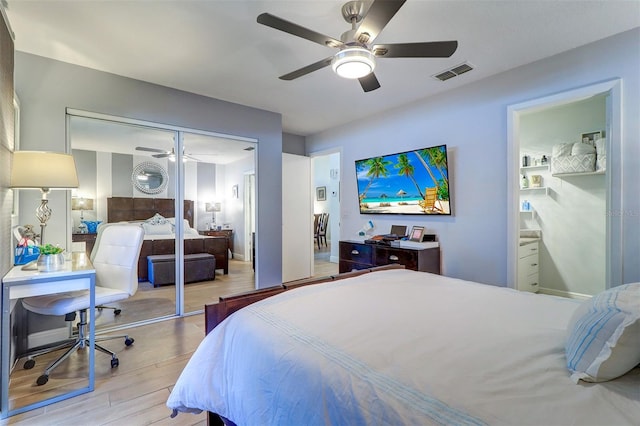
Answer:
xmin=21 ymin=223 xmax=144 ymax=385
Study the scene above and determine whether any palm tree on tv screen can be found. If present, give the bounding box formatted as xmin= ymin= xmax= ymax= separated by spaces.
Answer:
xmin=427 ymin=147 xmax=449 ymax=191
xmin=395 ymin=153 xmax=425 ymax=199
xmin=415 ymin=147 xmax=449 ymax=200
xmin=357 ymin=157 xmax=391 ymax=200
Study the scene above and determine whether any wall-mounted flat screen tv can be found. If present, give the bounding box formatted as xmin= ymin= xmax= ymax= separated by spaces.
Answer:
xmin=355 ymin=144 xmax=451 ymax=215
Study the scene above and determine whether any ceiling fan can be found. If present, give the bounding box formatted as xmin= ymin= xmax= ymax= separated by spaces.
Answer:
xmin=135 ymin=146 xmax=206 ymax=162
xmin=257 ymin=0 xmax=458 ymax=92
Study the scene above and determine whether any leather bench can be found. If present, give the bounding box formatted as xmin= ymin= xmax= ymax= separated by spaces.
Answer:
xmin=147 ymin=253 xmax=216 ymax=287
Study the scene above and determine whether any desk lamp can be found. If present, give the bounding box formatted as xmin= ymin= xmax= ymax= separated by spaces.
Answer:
xmin=10 ymin=151 xmax=79 ymax=244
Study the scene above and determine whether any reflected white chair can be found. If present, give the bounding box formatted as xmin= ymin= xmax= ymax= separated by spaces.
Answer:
xmin=21 ymin=223 xmax=144 ymax=385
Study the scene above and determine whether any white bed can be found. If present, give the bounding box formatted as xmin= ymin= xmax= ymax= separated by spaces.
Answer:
xmin=167 ymin=269 xmax=640 ymax=425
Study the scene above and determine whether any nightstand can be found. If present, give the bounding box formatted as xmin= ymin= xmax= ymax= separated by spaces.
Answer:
xmin=200 ymin=229 xmax=234 ymax=258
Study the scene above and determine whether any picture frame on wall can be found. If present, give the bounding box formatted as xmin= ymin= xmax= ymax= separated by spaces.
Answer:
xmin=316 ymin=186 xmax=326 ymax=201
xmin=409 ymin=226 xmax=425 ymax=242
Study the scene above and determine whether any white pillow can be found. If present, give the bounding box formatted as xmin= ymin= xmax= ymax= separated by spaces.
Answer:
xmin=165 ymin=217 xmax=193 ymax=233
xmin=565 ymin=283 xmax=640 ymax=383
xmin=571 ymin=142 xmax=596 ymax=155
xmin=142 ymin=222 xmax=173 ymax=235
xmin=145 ymin=213 xmax=168 ymax=225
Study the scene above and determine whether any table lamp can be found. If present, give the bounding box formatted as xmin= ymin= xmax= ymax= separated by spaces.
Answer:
xmin=72 ymin=197 xmax=94 ymax=233
xmin=205 ymin=202 xmax=222 ymax=229
xmin=10 ymin=151 xmax=79 ymax=244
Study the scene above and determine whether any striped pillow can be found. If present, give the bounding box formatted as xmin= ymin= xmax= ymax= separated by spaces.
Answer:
xmin=565 ymin=283 xmax=640 ymax=383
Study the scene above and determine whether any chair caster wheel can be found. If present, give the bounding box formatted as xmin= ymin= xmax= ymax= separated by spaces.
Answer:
xmin=125 ymin=337 xmax=134 ymax=346
xmin=36 ymin=374 xmax=49 ymax=386
xmin=111 ymin=358 xmax=119 ymax=368
xmin=114 ymin=309 xmax=122 ymax=315
xmin=23 ymin=359 xmax=35 ymax=370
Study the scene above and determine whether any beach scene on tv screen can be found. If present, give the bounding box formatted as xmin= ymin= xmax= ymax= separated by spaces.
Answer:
xmin=356 ymin=145 xmax=450 ymax=215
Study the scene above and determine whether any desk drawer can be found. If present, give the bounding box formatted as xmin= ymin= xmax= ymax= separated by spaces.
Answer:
xmin=374 ymin=247 xmax=418 ymax=270
xmin=339 ymin=242 xmax=373 ymax=264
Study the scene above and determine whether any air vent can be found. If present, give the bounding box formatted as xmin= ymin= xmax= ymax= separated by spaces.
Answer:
xmin=433 ymin=62 xmax=474 ymax=82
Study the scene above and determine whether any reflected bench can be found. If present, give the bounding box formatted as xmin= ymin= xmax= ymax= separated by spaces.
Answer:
xmin=147 ymin=253 xmax=216 ymax=287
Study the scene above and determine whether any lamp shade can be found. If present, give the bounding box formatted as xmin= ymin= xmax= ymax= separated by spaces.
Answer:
xmin=10 ymin=151 xmax=79 ymax=189
xmin=206 ymin=202 xmax=222 ymax=212
xmin=72 ymin=197 xmax=94 ymax=211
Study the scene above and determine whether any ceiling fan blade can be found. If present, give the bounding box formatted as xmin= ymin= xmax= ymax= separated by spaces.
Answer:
xmin=152 ymin=153 xmax=170 ymax=158
xmin=373 ymin=41 xmax=458 ymax=58
xmin=257 ymin=13 xmax=344 ymax=48
xmin=359 ymin=73 xmax=381 ymax=92
xmin=136 ymin=146 xmax=166 ymax=153
xmin=279 ymin=57 xmax=333 ymax=81
xmin=355 ymin=0 xmax=406 ymax=44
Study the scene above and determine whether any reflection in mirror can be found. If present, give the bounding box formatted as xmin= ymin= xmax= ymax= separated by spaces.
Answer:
xmin=68 ymin=112 xmax=257 ymax=326
xmin=132 ymin=161 xmax=168 ymax=194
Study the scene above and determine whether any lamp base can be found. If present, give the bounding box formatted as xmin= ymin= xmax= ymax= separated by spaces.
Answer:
xmin=77 ymin=222 xmax=88 ymax=234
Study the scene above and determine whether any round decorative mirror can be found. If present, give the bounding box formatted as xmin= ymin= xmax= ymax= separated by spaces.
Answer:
xmin=132 ymin=161 xmax=168 ymax=194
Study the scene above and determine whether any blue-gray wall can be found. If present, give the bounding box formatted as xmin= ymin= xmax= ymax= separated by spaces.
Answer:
xmin=16 ymin=52 xmax=283 ymax=288
xmin=307 ymin=28 xmax=640 ymax=287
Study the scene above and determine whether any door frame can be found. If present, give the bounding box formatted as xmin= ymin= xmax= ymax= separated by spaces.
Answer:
xmin=506 ymin=79 xmax=622 ymax=291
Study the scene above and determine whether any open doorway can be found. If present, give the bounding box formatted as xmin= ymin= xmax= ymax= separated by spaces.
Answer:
xmin=507 ymin=79 xmax=623 ymax=297
xmin=311 ymin=150 xmax=341 ymax=277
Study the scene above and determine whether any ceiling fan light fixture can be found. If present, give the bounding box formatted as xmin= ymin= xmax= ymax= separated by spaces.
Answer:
xmin=332 ymin=47 xmax=376 ymax=79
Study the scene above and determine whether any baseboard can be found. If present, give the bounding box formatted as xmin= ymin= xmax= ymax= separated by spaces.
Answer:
xmin=233 ymin=253 xmax=245 ymax=261
xmin=28 ymin=328 xmax=69 ymax=348
xmin=539 ymin=287 xmax=592 ymax=300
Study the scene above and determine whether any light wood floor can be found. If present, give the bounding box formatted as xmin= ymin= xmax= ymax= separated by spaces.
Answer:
xmin=2 ymin=249 xmax=337 ymax=425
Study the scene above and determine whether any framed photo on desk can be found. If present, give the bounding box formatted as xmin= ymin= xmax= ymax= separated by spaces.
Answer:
xmin=409 ymin=226 xmax=425 ymax=242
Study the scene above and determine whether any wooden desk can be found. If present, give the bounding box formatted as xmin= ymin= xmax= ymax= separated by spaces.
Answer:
xmin=1 ymin=252 xmax=96 ymax=419
xmin=339 ymin=240 xmax=441 ymax=274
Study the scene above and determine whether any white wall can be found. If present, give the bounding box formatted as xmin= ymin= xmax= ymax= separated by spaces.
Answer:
xmin=16 ymin=52 xmax=284 ymax=288
xmin=220 ymin=154 xmax=255 ymax=259
xmin=306 ymin=28 xmax=640 ymax=286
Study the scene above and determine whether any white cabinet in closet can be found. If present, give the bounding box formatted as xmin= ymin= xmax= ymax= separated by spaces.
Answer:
xmin=518 ymin=241 xmax=539 ymax=293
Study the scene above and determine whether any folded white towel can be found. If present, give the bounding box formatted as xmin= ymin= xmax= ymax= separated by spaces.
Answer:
xmin=552 ymin=143 xmax=572 ymax=157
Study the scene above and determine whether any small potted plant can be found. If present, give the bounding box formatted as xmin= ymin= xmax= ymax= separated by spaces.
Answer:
xmin=37 ymin=243 xmax=66 ymax=272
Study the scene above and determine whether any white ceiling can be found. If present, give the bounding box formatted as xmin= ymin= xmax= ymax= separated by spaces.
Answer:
xmin=4 ymin=0 xmax=640 ymax=137
xmin=69 ymin=114 xmax=257 ymax=164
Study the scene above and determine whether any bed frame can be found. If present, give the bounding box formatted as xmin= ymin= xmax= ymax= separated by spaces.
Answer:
xmin=106 ymin=197 xmax=194 ymax=226
xmin=106 ymin=196 xmax=229 ymax=280
xmin=203 ymin=264 xmax=405 ymax=425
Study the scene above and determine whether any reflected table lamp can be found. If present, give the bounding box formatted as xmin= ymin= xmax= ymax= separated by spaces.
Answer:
xmin=205 ymin=202 xmax=222 ymax=229
xmin=10 ymin=151 xmax=79 ymax=244
xmin=72 ymin=197 xmax=94 ymax=233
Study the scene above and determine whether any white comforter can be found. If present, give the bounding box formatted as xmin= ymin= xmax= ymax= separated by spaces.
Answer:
xmin=167 ymin=269 xmax=640 ymax=425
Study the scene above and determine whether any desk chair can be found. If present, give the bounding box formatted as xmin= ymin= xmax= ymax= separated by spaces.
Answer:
xmin=21 ymin=223 xmax=144 ymax=385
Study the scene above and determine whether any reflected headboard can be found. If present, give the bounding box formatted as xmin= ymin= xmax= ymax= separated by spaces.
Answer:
xmin=107 ymin=197 xmax=194 ymax=227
